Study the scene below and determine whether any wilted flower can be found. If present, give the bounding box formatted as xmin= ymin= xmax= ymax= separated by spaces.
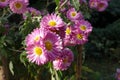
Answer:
xmin=53 ymin=48 xmax=74 ymax=71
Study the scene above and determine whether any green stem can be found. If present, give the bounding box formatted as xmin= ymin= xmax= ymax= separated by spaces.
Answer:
xmin=50 ymin=63 xmax=61 ymax=80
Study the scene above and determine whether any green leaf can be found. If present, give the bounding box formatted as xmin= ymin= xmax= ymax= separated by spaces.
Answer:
xmin=70 ymin=0 xmax=80 ymax=11
xmin=9 ymin=61 xmax=14 ymax=75
xmin=20 ymin=51 xmax=27 ymax=66
xmin=55 ymin=0 xmax=60 ymax=6
xmin=82 ymin=66 xmax=94 ymax=73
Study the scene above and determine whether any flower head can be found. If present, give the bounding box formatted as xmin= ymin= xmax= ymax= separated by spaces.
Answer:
xmin=64 ymin=26 xmax=76 ymax=46
xmin=116 ymin=68 xmax=120 ymax=80
xmin=53 ymin=48 xmax=74 ymax=71
xmin=26 ymin=43 xmax=48 ymax=65
xmin=97 ymin=0 xmax=108 ymax=12
xmin=66 ymin=8 xmax=83 ymax=21
xmin=40 ymin=13 xmax=65 ymax=30
xmin=9 ymin=0 xmax=27 ymax=14
xmin=0 ymin=0 xmax=9 ymax=8
xmin=74 ymin=20 xmax=93 ymax=36
xmin=42 ymin=31 xmax=63 ymax=61
xmin=89 ymin=0 xmax=98 ymax=9
xmin=28 ymin=7 xmax=41 ymax=16
xmin=25 ymin=28 xmax=46 ymax=46
xmin=89 ymin=0 xmax=108 ymax=12
xmin=73 ymin=29 xmax=88 ymax=45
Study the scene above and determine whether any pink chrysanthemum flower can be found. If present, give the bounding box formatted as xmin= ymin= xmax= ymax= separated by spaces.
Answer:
xmin=9 ymin=0 xmax=27 ymax=14
xmin=25 ymin=28 xmax=45 ymax=46
xmin=89 ymin=0 xmax=98 ymax=9
xmin=53 ymin=48 xmax=74 ymax=71
xmin=89 ymin=0 xmax=108 ymax=12
xmin=66 ymin=8 xmax=83 ymax=21
xmin=96 ymin=0 xmax=108 ymax=12
xmin=23 ymin=0 xmax=29 ymax=5
xmin=74 ymin=20 xmax=93 ymax=36
xmin=116 ymin=68 xmax=120 ymax=80
xmin=28 ymin=7 xmax=41 ymax=16
xmin=73 ymin=29 xmax=88 ymax=45
xmin=0 ymin=0 xmax=9 ymax=8
xmin=42 ymin=31 xmax=63 ymax=61
xmin=40 ymin=13 xmax=65 ymax=30
xmin=26 ymin=43 xmax=48 ymax=65
xmin=64 ymin=26 xmax=76 ymax=46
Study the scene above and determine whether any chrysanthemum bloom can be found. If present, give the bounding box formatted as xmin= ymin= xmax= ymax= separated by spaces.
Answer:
xmin=9 ymin=0 xmax=27 ymax=14
xmin=96 ymin=0 xmax=108 ymax=12
xmin=73 ymin=29 xmax=88 ymax=45
xmin=64 ymin=26 xmax=76 ymax=46
xmin=66 ymin=8 xmax=83 ymax=21
xmin=40 ymin=13 xmax=65 ymax=30
xmin=23 ymin=0 xmax=29 ymax=5
xmin=115 ymin=68 xmax=120 ymax=80
xmin=53 ymin=48 xmax=74 ymax=71
xmin=74 ymin=20 xmax=93 ymax=36
xmin=42 ymin=31 xmax=63 ymax=61
xmin=28 ymin=7 xmax=41 ymax=16
xmin=89 ymin=0 xmax=98 ymax=9
xmin=25 ymin=28 xmax=45 ymax=46
xmin=0 ymin=0 xmax=9 ymax=8
xmin=26 ymin=43 xmax=48 ymax=65
xmin=89 ymin=0 xmax=108 ymax=12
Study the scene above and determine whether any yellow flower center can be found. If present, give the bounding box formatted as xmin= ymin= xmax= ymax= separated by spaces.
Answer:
xmin=31 ymin=11 xmax=36 ymax=15
xmin=80 ymin=25 xmax=86 ymax=31
xmin=76 ymin=34 xmax=83 ymax=39
xmin=48 ymin=20 xmax=57 ymax=27
xmin=99 ymin=3 xmax=104 ymax=8
xmin=15 ymin=2 xmax=22 ymax=9
xmin=63 ymin=57 xmax=68 ymax=63
xmin=118 ymin=74 xmax=120 ymax=78
xmin=0 ymin=0 xmax=5 ymax=2
xmin=45 ymin=41 xmax=53 ymax=51
xmin=71 ymin=12 xmax=76 ymax=17
xmin=91 ymin=2 xmax=95 ymax=6
xmin=34 ymin=36 xmax=40 ymax=42
xmin=34 ymin=46 xmax=42 ymax=56
xmin=65 ymin=27 xmax=71 ymax=35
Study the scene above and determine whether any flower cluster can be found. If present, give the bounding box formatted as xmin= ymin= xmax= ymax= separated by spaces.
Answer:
xmin=116 ymin=68 xmax=120 ymax=80
xmin=24 ymin=0 xmax=94 ymax=71
xmin=25 ymin=13 xmax=74 ymax=70
xmin=89 ymin=0 xmax=109 ymax=12
xmin=25 ymin=7 xmax=93 ymax=70
xmin=0 ymin=0 xmax=109 ymax=71
xmin=0 ymin=0 xmax=40 ymax=17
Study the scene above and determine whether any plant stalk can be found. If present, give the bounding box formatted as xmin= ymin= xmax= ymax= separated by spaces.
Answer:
xmin=76 ymin=45 xmax=83 ymax=80
xmin=1 ymin=56 xmax=9 ymax=80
